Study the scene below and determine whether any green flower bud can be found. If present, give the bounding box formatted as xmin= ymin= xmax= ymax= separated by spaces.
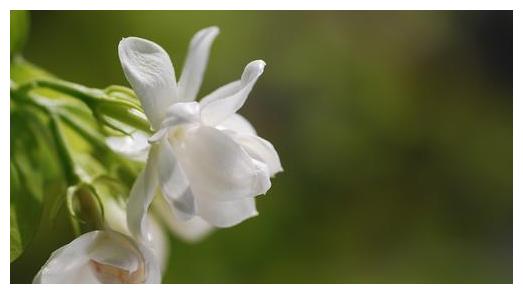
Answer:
xmin=67 ymin=184 xmax=104 ymax=235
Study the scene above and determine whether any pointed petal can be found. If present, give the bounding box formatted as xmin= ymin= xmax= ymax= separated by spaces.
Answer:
xmin=196 ymin=197 xmax=258 ymax=228
xmin=118 ymin=37 xmax=178 ymax=129
xmin=178 ymin=126 xmax=269 ymax=202
xmin=178 ymin=26 xmax=220 ymax=102
xmin=106 ymin=131 xmax=150 ymax=162
xmin=200 ymin=60 xmax=266 ymax=126
xmin=127 ymin=145 xmax=159 ymax=241
xmin=216 ymin=113 xmax=257 ymax=135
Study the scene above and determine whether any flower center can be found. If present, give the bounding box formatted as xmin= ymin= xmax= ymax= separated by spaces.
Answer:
xmin=89 ymin=259 xmax=145 ymax=284
xmin=170 ymin=126 xmax=186 ymax=142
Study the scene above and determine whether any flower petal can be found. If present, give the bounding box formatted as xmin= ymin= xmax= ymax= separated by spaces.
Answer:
xmin=196 ymin=197 xmax=258 ymax=228
xmin=33 ymin=232 xmax=96 ymax=283
xmin=160 ymin=101 xmax=201 ymax=129
xmin=127 ymin=145 xmax=159 ymax=241
xmin=216 ymin=113 xmax=257 ymax=135
xmin=232 ymin=134 xmax=283 ymax=176
xmin=178 ymin=26 xmax=220 ymax=102
xmin=88 ymin=231 xmax=160 ymax=284
xmin=200 ymin=60 xmax=266 ymax=126
xmin=146 ymin=215 xmax=169 ymax=275
xmin=178 ymin=126 xmax=269 ymax=202
xmin=89 ymin=232 xmax=142 ymax=273
xmin=106 ymin=131 xmax=150 ymax=162
xmin=103 ymin=197 xmax=169 ymax=274
xmin=157 ymin=138 xmax=196 ymax=220
xmin=33 ymin=231 xmax=161 ymax=284
xmin=118 ymin=37 xmax=178 ymax=129
xmin=157 ymin=139 xmax=188 ymax=200
xmin=153 ymin=196 xmax=214 ymax=242
xmin=149 ymin=102 xmax=200 ymax=143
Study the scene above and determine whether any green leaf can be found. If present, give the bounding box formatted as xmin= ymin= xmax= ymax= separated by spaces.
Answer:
xmin=10 ymin=109 xmax=48 ymax=262
xmin=10 ymin=163 xmax=23 ymax=261
xmin=11 ymin=56 xmax=53 ymax=85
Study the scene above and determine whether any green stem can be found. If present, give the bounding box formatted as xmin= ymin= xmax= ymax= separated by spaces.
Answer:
xmin=18 ymin=78 xmax=151 ymax=133
xmin=49 ymin=113 xmax=80 ymax=186
xmin=18 ymin=79 xmax=106 ymax=107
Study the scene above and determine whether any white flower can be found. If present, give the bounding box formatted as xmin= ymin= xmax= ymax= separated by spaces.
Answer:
xmin=33 ymin=230 xmax=161 ymax=284
xmin=117 ymin=26 xmax=282 ymax=240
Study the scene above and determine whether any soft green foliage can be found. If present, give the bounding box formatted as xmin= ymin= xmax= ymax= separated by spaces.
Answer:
xmin=10 ymin=11 xmax=29 ymax=56
xmin=10 ymin=59 xmax=52 ymax=262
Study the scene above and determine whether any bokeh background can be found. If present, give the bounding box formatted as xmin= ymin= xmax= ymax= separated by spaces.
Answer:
xmin=13 ymin=11 xmax=512 ymax=283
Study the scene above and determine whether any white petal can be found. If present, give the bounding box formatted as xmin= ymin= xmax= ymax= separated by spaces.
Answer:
xmin=33 ymin=232 xmax=96 ymax=283
xmin=178 ymin=126 xmax=269 ymax=202
xmin=160 ymin=101 xmax=201 ymax=129
xmin=103 ymin=197 xmax=169 ymax=274
xmin=200 ymin=60 xmax=266 ymax=126
xmin=33 ymin=231 xmax=161 ymax=284
xmin=157 ymin=138 xmax=195 ymax=220
xmin=127 ymin=145 xmax=159 ymax=241
xmin=134 ymin=237 xmax=162 ymax=284
xmin=153 ymin=196 xmax=214 ymax=242
xmin=89 ymin=231 xmax=160 ymax=284
xmin=216 ymin=113 xmax=257 ymax=135
xmin=149 ymin=102 xmax=201 ymax=143
xmin=118 ymin=37 xmax=178 ymax=129
xmin=232 ymin=134 xmax=283 ymax=176
xmin=157 ymin=139 xmax=188 ymax=200
xmin=103 ymin=197 xmax=130 ymax=235
xmin=89 ymin=232 xmax=141 ymax=273
xmin=251 ymin=158 xmax=272 ymax=193
xmin=106 ymin=131 xmax=150 ymax=162
xmin=178 ymin=26 xmax=220 ymax=102
xmin=146 ymin=215 xmax=170 ymax=274
xmin=196 ymin=197 xmax=258 ymax=228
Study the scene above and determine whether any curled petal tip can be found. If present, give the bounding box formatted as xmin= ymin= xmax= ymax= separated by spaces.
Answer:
xmin=190 ymin=26 xmax=220 ymax=48
xmin=242 ymin=60 xmax=266 ymax=82
xmin=206 ymin=26 xmax=220 ymax=35
xmin=250 ymin=59 xmax=266 ymax=69
xmin=199 ymin=26 xmax=220 ymax=37
xmin=118 ymin=37 xmax=163 ymax=55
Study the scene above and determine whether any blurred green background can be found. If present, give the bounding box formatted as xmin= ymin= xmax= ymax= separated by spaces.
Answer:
xmin=12 ymin=11 xmax=512 ymax=283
